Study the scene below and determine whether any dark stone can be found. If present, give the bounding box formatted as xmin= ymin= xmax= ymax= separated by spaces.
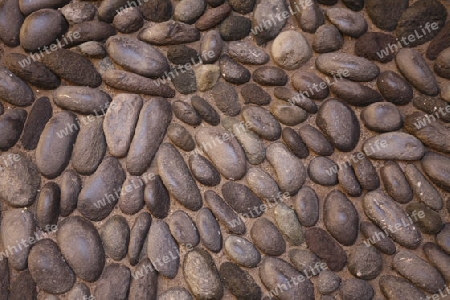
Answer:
xmin=305 ymin=227 xmax=347 ymax=271
xmin=376 ymin=71 xmax=413 ymax=105
xmin=252 ymin=66 xmax=288 ymax=86
xmin=355 ymin=32 xmax=397 ymax=63
xmin=20 ymin=97 xmax=52 ymax=150
xmin=140 ymin=0 xmax=172 ymax=22
xmin=191 ymin=96 xmax=220 ymax=125
xmin=366 ymin=0 xmax=408 ymax=31
xmin=220 ymin=262 xmax=261 ymax=300
xmin=144 ymin=175 xmax=171 ymax=219
xmin=59 ymin=170 xmax=81 ymax=217
xmin=36 ymin=182 xmax=60 ymax=230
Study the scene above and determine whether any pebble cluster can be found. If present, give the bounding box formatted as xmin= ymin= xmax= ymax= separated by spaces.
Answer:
xmin=0 ymin=0 xmax=450 ymax=299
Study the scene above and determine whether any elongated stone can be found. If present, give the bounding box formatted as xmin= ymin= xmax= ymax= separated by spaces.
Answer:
xmin=316 ymin=53 xmax=379 ymax=81
xmin=156 ymin=143 xmax=202 ymax=211
xmin=53 ymin=86 xmax=111 ymax=115
xmin=363 ymin=190 xmax=422 ymax=249
xmin=127 ymin=98 xmax=172 ymax=175
xmin=252 ymin=0 xmax=288 ymax=45
xmin=404 ymin=164 xmax=443 ymax=211
xmin=138 ymin=20 xmax=200 ymax=45
xmin=0 ymin=66 xmax=34 ymax=106
xmin=421 ymin=151 xmax=450 ymax=192
xmin=363 ymin=132 xmax=425 ymax=160
xmin=0 ymin=0 xmax=24 ymax=47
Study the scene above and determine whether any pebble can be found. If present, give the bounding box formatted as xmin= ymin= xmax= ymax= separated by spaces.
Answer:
xmin=99 ymin=216 xmax=130 ymax=261
xmin=330 ymin=80 xmax=383 ymax=106
xmin=260 ymin=257 xmax=315 ymax=300
xmin=41 ymin=49 xmax=102 ymax=87
xmin=229 ymin=0 xmax=255 ymax=14
xmin=282 ymin=127 xmax=309 ymax=158
xmin=404 ymin=111 xmax=450 ymax=154
xmin=396 ymin=0 xmax=447 ymax=47
xmin=351 ymin=152 xmax=380 ymax=191
xmin=294 ymin=187 xmax=320 ymax=227
xmin=305 ymin=227 xmax=347 ymax=271
xmin=379 ymin=275 xmax=426 ymax=300
xmin=190 ymin=96 xmax=219 ymax=124
xmin=66 ymin=283 xmax=91 ymax=300
xmin=174 ymin=0 xmax=205 ymax=24
xmin=168 ymin=210 xmax=200 ymax=246
xmin=274 ymin=203 xmax=304 ymax=245
xmin=200 ymin=30 xmax=223 ymax=64
xmin=246 ymin=167 xmax=280 ymax=200
xmin=128 ymin=212 xmax=151 ymax=266
xmin=78 ymin=41 xmax=107 ymax=58
xmin=298 ymin=125 xmax=334 ymax=156
xmin=195 ymin=3 xmax=231 ymax=30
xmin=138 ymin=21 xmax=200 ymax=45
xmin=316 ymin=99 xmax=360 ymax=151
xmin=57 ymin=216 xmax=105 ymax=282
xmin=60 ymin=2 xmax=96 ymax=24
xmin=119 ymin=176 xmax=144 ymax=215
xmin=274 ymin=87 xmax=317 ymax=113
xmin=1 ymin=209 xmax=36 ymax=270
xmin=308 ymin=157 xmax=338 ymax=186
xmin=205 ymin=82 xmax=241 ymax=116
xmin=104 ymin=93 xmax=143 ymax=157
xmin=28 ymin=239 xmax=75 ymax=294
xmin=288 ymin=248 xmax=320 ymax=273
xmin=219 ymin=55 xmax=251 ymax=84
xmin=380 ymin=161 xmax=413 ymax=203
xmin=97 ymin=0 xmax=129 ymax=22
xmin=291 ymin=71 xmax=329 ymax=99
xmin=361 ymin=102 xmax=403 ymax=132
xmin=36 ymin=182 xmax=60 ymax=229
xmin=267 ymin=142 xmax=306 ymax=195
xmin=64 ymin=21 xmax=116 ymax=47
xmin=195 ymin=65 xmax=220 ymax=92
xmin=318 ymin=271 xmax=341 ymax=295
xmin=241 ymin=83 xmax=271 ymax=106
xmin=437 ymin=224 xmax=450 ymax=254
xmin=313 ymin=24 xmax=344 ymax=53
xmin=222 ymin=181 xmax=263 ymax=217
xmin=342 ymin=0 xmax=364 ymax=11
xmin=413 ymin=96 xmax=450 ymax=123
xmin=363 ymin=132 xmax=425 ymax=160
xmin=205 ymin=188 xmax=246 ymax=235
xmin=167 ymin=123 xmax=195 ymax=151
xmin=227 ymin=41 xmax=270 ymax=65
xmin=396 ymin=48 xmax=440 ymax=96
xmin=0 ymin=0 xmax=24 ymax=47
xmin=292 ymin=0 xmax=324 ymax=33
xmin=0 ymin=66 xmax=34 ymax=106
xmin=0 ymin=259 xmax=8 ymax=298
xmin=366 ymin=0 xmax=408 ymax=31
xmin=9 ymin=271 xmax=36 ymax=300
xmin=77 ymin=157 xmax=125 ymax=219
xmin=340 ymin=279 xmax=374 ymax=300
xmin=393 ymin=250 xmax=445 ymax=294
xmin=376 ymin=71 xmax=414 ymax=105
xmin=113 ymin=8 xmax=143 ymax=33
xmin=252 ymin=66 xmax=288 ymax=86
xmin=59 ymin=170 xmax=81 ymax=216
xmin=242 ymin=105 xmax=281 ymax=140
xmin=54 ymin=86 xmax=111 ymax=115
xmin=4 ymin=53 xmax=60 ymax=89
xmin=171 ymin=68 xmax=197 ymax=94
xmin=270 ymin=100 xmax=308 ymax=126
xmin=219 ymin=262 xmax=261 ymax=300
xmin=427 ymin=23 xmax=450 ymax=60
xmin=338 ymin=163 xmax=362 ymax=197
xmin=326 ymin=8 xmax=368 ymax=37
xmin=167 ymin=45 xmax=198 ymax=65
xmin=195 ymin=127 xmax=247 ymax=180
xmin=183 ymin=249 xmax=223 ymax=299
xmin=405 ymin=164 xmax=443 ymax=210
xmin=435 ymin=48 xmax=450 ymax=79
xmin=140 ymin=0 xmax=172 ymax=22
xmin=35 ymin=111 xmax=78 ymax=178
xmin=189 ymin=154 xmax=221 ymax=186
xmin=156 ymin=143 xmax=202 ymax=211
xmin=159 ymin=287 xmax=193 ymax=300
xmin=19 ymin=9 xmax=68 ymax=51
xmin=348 ymin=245 xmax=382 ymax=280
xmin=102 ymin=69 xmax=175 ymax=97
xmin=0 ymin=109 xmax=26 ymax=150
xmin=424 ymin=242 xmax=450 ymax=282
xmin=252 ymin=0 xmax=288 ymax=45
xmin=315 ymin=53 xmax=379 ymax=82
xmin=421 ymin=151 xmax=450 ymax=192
xmin=147 ymin=220 xmax=180 ymax=278
xmin=271 ymin=30 xmax=312 ymax=70
xmin=107 ymin=35 xmax=169 ymax=78
xmin=363 ymin=190 xmax=422 ymax=249
xmin=361 ymin=222 xmax=396 ymax=255
xmin=172 ymin=100 xmax=202 ymax=125
xmin=128 ymin=258 xmax=158 ymax=300
xmin=196 ymin=208 xmax=222 ymax=252
xmin=323 ymin=190 xmax=359 ymax=246
xmin=224 ymin=236 xmax=261 ymax=267
xmin=127 ymin=98 xmax=172 ymax=175
xmin=250 ymin=217 xmax=286 ymax=256
xmin=406 ymin=202 xmax=443 ymax=234
xmin=93 ymin=263 xmax=131 ymax=300
xmin=355 ymin=32 xmax=397 ymax=63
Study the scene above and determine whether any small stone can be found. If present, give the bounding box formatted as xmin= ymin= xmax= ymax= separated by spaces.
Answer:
xmin=313 ymin=24 xmax=343 ymax=53
xmin=330 ymin=80 xmax=383 ymax=106
xmin=158 ymin=288 xmax=192 ymax=300
xmin=274 ymin=203 xmax=304 ymax=245
xmin=0 ymin=109 xmax=26 ymax=151
xmin=196 ymin=208 xmax=222 ymax=253
xmin=282 ymin=127 xmax=309 ymax=158
xmin=172 ymin=100 xmax=202 ymax=125
xmin=138 ymin=20 xmax=200 ymax=45
xmin=139 ymin=0 xmax=172 ymax=22
xmin=205 ymin=82 xmax=241 ymax=116
xmin=242 ymin=106 xmax=281 ymax=140
xmin=0 ymin=66 xmax=34 ymax=106
xmin=128 ymin=258 xmax=158 ymax=299
xmin=270 ymin=100 xmax=308 ymax=126
xmin=337 ymin=163 xmax=362 ymax=197
xmin=224 ymin=236 xmax=261 ymax=267
xmin=245 ymin=167 xmax=280 ymax=200
xmin=219 ymin=262 xmax=261 ymax=300
xmin=413 ymin=96 xmax=450 ymax=123
xmin=405 ymin=164 xmax=443 ymax=210
xmin=360 ymin=221 xmax=396 ymax=255
xmin=113 ymin=7 xmax=144 ymax=33
xmin=340 ymin=279 xmax=374 ymax=300
xmin=435 ymin=48 xmax=450 ymax=79
xmin=219 ymin=54 xmax=251 ymax=84
xmin=366 ymin=0 xmax=408 ymax=31
xmin=271 ymin=30 xmax=312 ymax=70
xmin=0 ymin=0 xmax=24 ymax=47
xmin=93 ymin=263 xmax=131 ymax=300
xmin=222 ymin=182 xmax=263 ymax=217
xmin=294 ymin=187 xmax=320 ymax=227
xmin=363 ymin=132 xmax=425 ymax=160
xmin=195 ymin=65 xmax=221 ymax=92
xmin=291 ymin=71 xmax=329 ymax=99
xmin=298 ymin=125 xmax=334 ymax=156
xmin=427 ymin=23 xmax=450 ymax=60
xmin=241 ymin=83 xmax=271 ymax=106
xmin=274 ymin=87 xmax=318 ymax=113
xmin=189 ymin=154 xmax=221 ymax=186
xmin=379 ymin=275 xmax=426 ymax=300
xmin=288 ymin=248 xmax=320 ymax=273
xmin=380 ymin=161 xmax=413 ymax=203
xmin=252 ymin=66 xmax=288 ymax=86
xmin=290 ymin=0 xmax=324 ymax=33
xmin=172 ymin=68 xmax=197 ymax=94
xmin=355 ymin=32 xmax=397 ymax=63
xmin=406 ymin=202 xmax=443 ymax=235
xmin=318 ymin=271 xmax=341 ymax=295
xmin=421 ymin=151 xmax=450 ymax=192
xmin=348 ymin=245 xmax=382 ymax=280
xmin=174 ymin=0 xmax=205 ymax=24
xmin=99 ymin=216 xmax=130 ymax=261
xmin=195 ymin=3 xmax=231 ymax=30
xmin=60 ymin=2 xmax=96 ymax=24
xmin=78 ymin=41 xmax=107 ymax=58
xmin=128 ymin=212 xmax=151 ymax=266
xmin=305 ymin=227 xmax=347 ymax=271
xmin=251 ymin=218 xmax=286 ymax=256
xmin=326 ymin=8 xmax=368 ymax=37
xmin=36 ymin=182 xmax=60 ymax=230
xmin=376 ymin=71 xmax=414 ymax=105
xmin=168 ymin=210 xmax=200 ymax=246
xmin=423 ymin=242 xmax=450 ymax=283
xmin=227 ymin=41 xmax=270 ymax=65
xmin=308 ymin=157 xmax=338 ymax=186
xmin=316 ymin=53 xmax=379 ymax=82
xmin=200 ymin=30 xmax=223 ymax=64
xmin=351 ymin=152 xmax=380 ymax=191
xmin=118 ymin=176 xmax=144 ymax=215
xmin=361 ymin=102 xmax=403 ymax=132
xmin=437 ymin=224 xmax=450 ymax=254
xmin=252 ymin=0 xmax=288 ymax=45
xmin=191 ymin=96 xmax=220 ymax=125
